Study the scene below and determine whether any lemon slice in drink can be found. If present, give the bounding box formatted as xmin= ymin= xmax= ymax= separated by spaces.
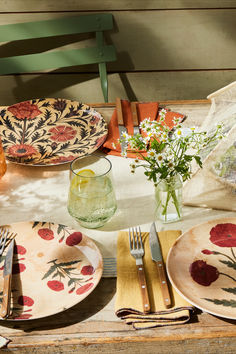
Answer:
xmin=71 ymin=169 xmax=95 ymax=190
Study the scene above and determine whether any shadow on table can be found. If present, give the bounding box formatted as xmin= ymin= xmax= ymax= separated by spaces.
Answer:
xmin=1 ymin=278 xmax=116 ymax=332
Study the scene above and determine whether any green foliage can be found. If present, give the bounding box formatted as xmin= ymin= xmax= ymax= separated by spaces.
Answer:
xmin=119 ymin=109 xmax=224 ymax=184
xmin=204 ymin=298 xmax=236 ymax=307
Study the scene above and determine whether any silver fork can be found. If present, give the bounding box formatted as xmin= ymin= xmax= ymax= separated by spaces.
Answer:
xmin=0 ymin=228 xmax=16 ymax=258
xmin=129 ymin=227 xmax=150 ymax=313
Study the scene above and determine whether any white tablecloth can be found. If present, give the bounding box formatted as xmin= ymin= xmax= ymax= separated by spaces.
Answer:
xmin=1 ymin=155 xmax=235 ymax=277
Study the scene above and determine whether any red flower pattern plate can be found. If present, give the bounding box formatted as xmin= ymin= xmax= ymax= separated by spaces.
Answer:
xmin=167 ymin=217 xmax=236 ymax=320
xmin=0 ymin=221 xmax=103 ymax=320
xmin=0 ymin=98 xmax=107 ymax=165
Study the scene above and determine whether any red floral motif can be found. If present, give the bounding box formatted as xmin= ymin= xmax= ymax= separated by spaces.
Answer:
xmin=49 ymin=125 xmax=77 ymax=142
xmin=210 ymin=223 xmax=236 ymax=247
xmin=189 ymin=260 xmax=219 ymax=286
xmin=66 ymin=232 xmax=82 ymax=246
xmin=0 ymin=265 xmax=4 ymax=271
xmin=47 ymin=280 xmax=64 ymax=291
xmin=8 ymin=144 xmax=37 ymax=157
xmin=76 ymin=282 xmax=93 ymax=295
xmin=18 ymin=295 xmax=34 ymax=307
xmin=50 ymin=155 xmax=75 ymax=164
xmin=38 ymin=228 xmax=54 ymax=240
xmin=8 ymin=101 xmax=42 ymax=120
xmin=95 ymin=135 xmax=106 ymax=147
xmin=12 ymin=263 xmax=26 ymax=274
xmin=14 ymin=245 xmax=26 ymax=255
xmin=13 ymin=314 xmax=32 ymax=319
xmin=81 ymin=265 xmax=95 ymax=275
xmin=90 ymin=115 xmax=101 ymax=125
xmin=201 ymin=249 xmax=213 ymax=255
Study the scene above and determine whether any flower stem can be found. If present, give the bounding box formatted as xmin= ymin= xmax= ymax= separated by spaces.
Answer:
xmin=160 ymin=178 xmax=181 ymax=221
xmin=214 ymin=251 xmax=236 ymax=263
xmin=219 ymin=272 xmax=236 ymax=282
xmin=170 ymin=188 xmax=181 ymax=218
xmin=231 ymin=248 xmax=236 ymax=261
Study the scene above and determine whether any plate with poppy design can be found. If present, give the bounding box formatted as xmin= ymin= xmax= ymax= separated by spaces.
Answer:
xmin=0 ymin=98 xmax=107 ymax=166
xmin=167 ymin=217 xmax=236 ymax=320
xmin=0 ymin=221 xmax=103 ymax=320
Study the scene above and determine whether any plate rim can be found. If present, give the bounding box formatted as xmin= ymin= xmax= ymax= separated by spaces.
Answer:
xmin=166 ymin=216 xmax=236 ymax=320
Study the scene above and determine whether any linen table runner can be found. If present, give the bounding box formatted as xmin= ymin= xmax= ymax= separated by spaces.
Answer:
xmin=115 ymin=230 xmax=194 ymax=329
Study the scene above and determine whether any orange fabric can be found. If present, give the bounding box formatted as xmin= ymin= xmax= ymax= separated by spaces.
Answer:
xmin=102 ymin=101 xmax=185 ymax=158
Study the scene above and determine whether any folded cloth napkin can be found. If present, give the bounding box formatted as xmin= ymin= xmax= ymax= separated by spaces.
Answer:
xmin=102 ymin=100 xmax=158 ymax=157
xmin=115 ymin=230 xmax=194 ymax=329
xmin=102 ymin=100 xmax=185 ymax=157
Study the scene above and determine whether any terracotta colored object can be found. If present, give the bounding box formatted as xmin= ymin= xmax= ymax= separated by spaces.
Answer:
xmin=0 ymin=221 xmax=103 ymax=320
xmin=167 ymin=217 xmax=236 ymax=320
xmin=0 ymin=137 xmax=7 ymax=178
xmin=0 ymin=98 xmax=107 ymax=166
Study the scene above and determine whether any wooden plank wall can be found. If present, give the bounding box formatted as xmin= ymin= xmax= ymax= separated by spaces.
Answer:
xmin=0 ymin=0 xmax=235 ymax=105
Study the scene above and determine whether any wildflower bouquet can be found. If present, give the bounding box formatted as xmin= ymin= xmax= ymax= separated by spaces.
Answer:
xmin=119 ymin=109 xmax=224 ymax=222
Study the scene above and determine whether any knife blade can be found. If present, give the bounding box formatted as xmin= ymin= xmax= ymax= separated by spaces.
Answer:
xmin=149 ymin=222 xmax=171 ymax=308
xmin=0 ymin=238 xmax=14 ymax=318
xmin=116 ymin=97 xmax=128 ymax=154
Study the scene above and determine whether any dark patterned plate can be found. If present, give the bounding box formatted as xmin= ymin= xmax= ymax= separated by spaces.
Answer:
xmin=0 ymin=98 xmax=107 ymax=166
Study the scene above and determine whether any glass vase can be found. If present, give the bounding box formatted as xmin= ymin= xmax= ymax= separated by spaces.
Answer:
xmin=155 ymin=174 xmax=182 ymax=223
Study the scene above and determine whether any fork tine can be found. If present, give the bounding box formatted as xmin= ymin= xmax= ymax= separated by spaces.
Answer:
xmin=135 ymin=228 xmax=140 ymax=249
xmin=137 ymin=226 xmax=143 ymax=249
xmin=132 ymin=228 xmax=136 ymax=249
xmin=0 ymin=228 xmax=17 ymax=256
xmin=128 ymin=228 xmax=132 ymax=250
xmin=0 ymin=229 xmax=8 ymax=255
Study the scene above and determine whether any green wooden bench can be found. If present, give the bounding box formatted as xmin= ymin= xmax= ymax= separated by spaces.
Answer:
xmin=0 ymin=13 xmax=116 ymax=102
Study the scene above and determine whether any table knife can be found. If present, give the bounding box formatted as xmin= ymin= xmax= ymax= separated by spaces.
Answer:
xmin=149 ymin=222 xmax=171 ymax=308
xmin=116 ymin=97 xmax=128 ymax=154
xmin=0 ymin=238 xmax=14 ymax=318
xmin=131 ymin=102 xmax=139 ymax=135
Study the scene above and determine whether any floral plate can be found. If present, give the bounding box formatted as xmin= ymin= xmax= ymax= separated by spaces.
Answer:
xmin=0 ymin=98 xmax=107 ymax=165
xmin=0 ymin=221 xmax=103 ymax=320
xmin=167 ymin=217 xmax=236 ymax=320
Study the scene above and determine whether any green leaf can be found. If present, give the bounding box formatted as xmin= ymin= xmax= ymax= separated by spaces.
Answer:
xmin=32 ymin=221 xmax=39 ymax=229
xmin=222 ymin=287 xmax=236 ymax=295
xmin=194 ymin=155 xmax=203 ymax=167
xmin=42 ymin=265 xmax=57 ymax=280
xmin=57 ymin=271 xmax=65 ymax=278
xmin=57 ymin=224 xmax=65 ymax=235
xmin=204 ymin=298 xmax=236 ymax=307
xmin=68 ymin=278 xmax=75 ymax=287
xmin=58 ymin=260 xmax=81 ymax=267
xmin=63 ymin=267 xmax=77 ymax=273
xmin=219 ymin=260 xmax=236 ymax=270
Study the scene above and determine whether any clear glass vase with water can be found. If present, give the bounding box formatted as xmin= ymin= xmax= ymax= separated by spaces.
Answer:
xmin=155 ymin=174 xmax=182 ymax=223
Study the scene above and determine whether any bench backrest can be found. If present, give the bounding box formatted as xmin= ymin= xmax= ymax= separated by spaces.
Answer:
xmin=0 ymin=13 xmax=116 ymax=102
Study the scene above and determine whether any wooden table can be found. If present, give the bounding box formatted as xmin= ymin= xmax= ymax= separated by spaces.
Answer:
xmin=0 ymin=100 xmax=236 ymax=353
